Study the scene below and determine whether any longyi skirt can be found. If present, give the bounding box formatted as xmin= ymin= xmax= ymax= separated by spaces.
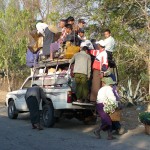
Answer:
xmin=26 ymin=96 xmax=40 ymax=124
xmin=96 ymin=103 xmax=112 ymax=131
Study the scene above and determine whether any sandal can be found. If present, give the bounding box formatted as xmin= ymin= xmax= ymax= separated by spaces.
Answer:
xmin=107 ymin=136 xmax=116 ymax=140
xmin=93 ymin=130 xmax=101 ymax=139
xmin=32 ymin=124 xmax=37 ymax=129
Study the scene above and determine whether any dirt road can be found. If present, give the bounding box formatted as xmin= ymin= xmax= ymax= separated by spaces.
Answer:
xmin=0 ymin=104 xmax=149 ymax=150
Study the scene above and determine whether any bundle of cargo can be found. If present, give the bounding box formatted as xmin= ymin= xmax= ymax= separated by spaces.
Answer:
xmin=64 ymin=41 xmax=80 ymax=59
xmin=28 ymin=30 xmax=43 ymax=53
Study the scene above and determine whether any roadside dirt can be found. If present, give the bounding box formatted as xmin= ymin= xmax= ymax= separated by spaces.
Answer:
xmin=121 ymin=106 xmax=144 ymax=131
xmin=0 ymin=90 xmax=7 ymax=104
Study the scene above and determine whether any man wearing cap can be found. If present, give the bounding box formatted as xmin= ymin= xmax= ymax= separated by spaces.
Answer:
xmin=94 ymin=77 xmax=117 ymax=140
xmin=90 ymin=40 xmax=108 ymax=103
xmin=69 ymin=46 xmax=91 ymax=103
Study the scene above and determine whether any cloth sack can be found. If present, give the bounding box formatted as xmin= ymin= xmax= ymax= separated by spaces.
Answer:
xmin=28 ymin=30 xmax=43 ymax=52
xmin=26 ymin=49 xmax=39 ymax=68
xmin=64 ymin=42 xmax=80 ymax=59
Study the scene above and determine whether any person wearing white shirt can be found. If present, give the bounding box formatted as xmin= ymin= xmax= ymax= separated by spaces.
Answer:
xmin=104 ymin=29 xmax=115 ymax=66
xmin=93 ymin=77 xmax=117 ymax=140
xmin=77 ymin=29 xmax=86 ymax=41
xmin=36 ymin=22 xmax=48 ymax=37
xmin=104 ymin=29 xmax=115 ymax=53
xmin=36 ymin=22 xmax=54 ymax=56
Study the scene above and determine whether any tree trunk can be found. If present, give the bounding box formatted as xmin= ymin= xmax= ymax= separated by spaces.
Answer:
xmin=149 ymin=50 xmax=150 ymax=95
xmin=147 ymin=103 xmax=150 ymax=112
xmin=5 ymin=59 xmax=11 ymax=92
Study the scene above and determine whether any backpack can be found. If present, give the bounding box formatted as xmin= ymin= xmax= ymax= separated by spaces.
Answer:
xmin=26 ymin=49 xmax=39 ymax=68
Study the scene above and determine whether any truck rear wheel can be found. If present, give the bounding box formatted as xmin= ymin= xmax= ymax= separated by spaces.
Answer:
xmin=42 ymin=103 xmax=55 ymax=127
xmin=83 ymin=110 xmax=97 ymax=125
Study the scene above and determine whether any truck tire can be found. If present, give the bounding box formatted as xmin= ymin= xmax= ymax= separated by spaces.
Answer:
xmin=8 ymin=101 xmax=18 ymax=119
xmin=83 ymin=116 xmax=97 ymax=125
xmin=42 ymin=103 xmax=55 ymax=127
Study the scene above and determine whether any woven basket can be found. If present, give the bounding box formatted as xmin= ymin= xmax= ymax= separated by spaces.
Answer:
xmin=109 ymin=110 xmax=121 ymax=121
xmin=145 ymin=125 xmax=150 ymax=135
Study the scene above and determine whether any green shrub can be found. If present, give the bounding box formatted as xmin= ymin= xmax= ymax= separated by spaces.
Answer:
xmin=139 ymin=112 xmax=150 ymax=125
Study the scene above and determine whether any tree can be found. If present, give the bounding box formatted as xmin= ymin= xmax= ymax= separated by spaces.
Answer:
xmin=0 ymin=0 xmax=31 ymax=91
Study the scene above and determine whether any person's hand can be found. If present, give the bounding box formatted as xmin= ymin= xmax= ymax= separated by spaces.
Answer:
xmin=99 ymin=72 xmax=104 ymax=78
xmin=46 ymin=101 xmax=51 ymax=105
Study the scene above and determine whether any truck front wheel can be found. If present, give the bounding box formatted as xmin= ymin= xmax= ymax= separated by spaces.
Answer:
xmin=8 ymin=101 xmax=18 ymax=119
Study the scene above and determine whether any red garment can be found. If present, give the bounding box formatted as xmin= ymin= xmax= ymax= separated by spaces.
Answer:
xmin=58 ymin=27 xmax=67 ymax=44
xmin=89 ymin=49 xmax=108 ymax=71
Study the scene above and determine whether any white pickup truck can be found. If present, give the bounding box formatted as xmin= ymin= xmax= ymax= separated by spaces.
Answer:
xmin=5 ymin=60 xmax=96 ymax=127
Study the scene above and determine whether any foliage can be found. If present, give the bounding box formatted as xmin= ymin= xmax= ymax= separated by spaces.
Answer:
xmin=0 ymin=0 xmax=149 ymax=92
xmin=139 ymin=112 xmax=150 ymax=125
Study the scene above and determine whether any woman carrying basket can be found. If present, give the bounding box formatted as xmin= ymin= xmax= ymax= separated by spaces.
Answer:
xmin=93 ymin=77 xmax=118 ymax=140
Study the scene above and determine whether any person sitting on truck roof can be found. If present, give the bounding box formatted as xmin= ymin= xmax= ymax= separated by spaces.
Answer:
xmin=69 ymin=46 xmax=91 ymax=103
xmin=66 ymin=16 xmax=75 ymax=30
xmin=63 ymin=24 xmax=81 ymax=46
xmin=76 ymin=19 xmax=86 ymax=33
xmin=77 ymin=28 xmax=86 ymax=41
xmin=67 ymin=16 xmax=75 ymax=25
xmin=78 ymin=19 xmax=86 ymax=29
xmin=36 ymin=22 xmax=55 ymax=57
xmin=58 ymin=19 xmax=67 ymax=44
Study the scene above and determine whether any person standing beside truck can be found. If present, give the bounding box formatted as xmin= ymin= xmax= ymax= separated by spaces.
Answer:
xmin=89 ymin=40 xmax=108 ymax=103
xmin=103 ymin=29 xmax=115 ymax=66
xmin=25 ymin=84 xmax=50 ymax=130
xmin=69 ymin=46 xmax=91 ymax=103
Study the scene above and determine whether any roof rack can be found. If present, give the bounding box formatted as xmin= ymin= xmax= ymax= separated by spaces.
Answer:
xmin=35 ymin=59 xmax=70 ymax=69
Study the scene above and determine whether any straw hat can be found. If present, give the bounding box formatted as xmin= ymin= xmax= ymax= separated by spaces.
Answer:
xmin=102 ymin=77 xmax=116 ymax=85
xmin=48 ymin=25 xmax=62 ymax=34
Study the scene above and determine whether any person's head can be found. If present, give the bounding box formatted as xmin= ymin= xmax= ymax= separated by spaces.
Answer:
xmin=59 ymin=19 xmax=66 ymax=28
xmin=32 ymin=84 xmax=38 ymax=87
xmin=104 ymin=29 xmax=111 ymax=38
xmin=96 ymin=40 xmax=105 ymax=50
xmin=81 ymin=46 xmax=88 ymax=51
xmin=101 ymin=77 xmax=116 ymax=87
xmin=36 ymin=20 xmax=43 ymax=24
xmin=67 ymin=16 xmax=75 ymax=25
xmin=65 ymin=24 xmax=73 ymax=34
xmin=78 ymin=28 xmax=85 ymax=37
xmin=91 ymin=39 xmax=96 ymax=43
xmin=78 ymin=19 xmax=85 ymax=28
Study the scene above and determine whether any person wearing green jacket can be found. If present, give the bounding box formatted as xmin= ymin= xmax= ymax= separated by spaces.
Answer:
xmin=69 ymin=46 xmax=91 ymax=103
